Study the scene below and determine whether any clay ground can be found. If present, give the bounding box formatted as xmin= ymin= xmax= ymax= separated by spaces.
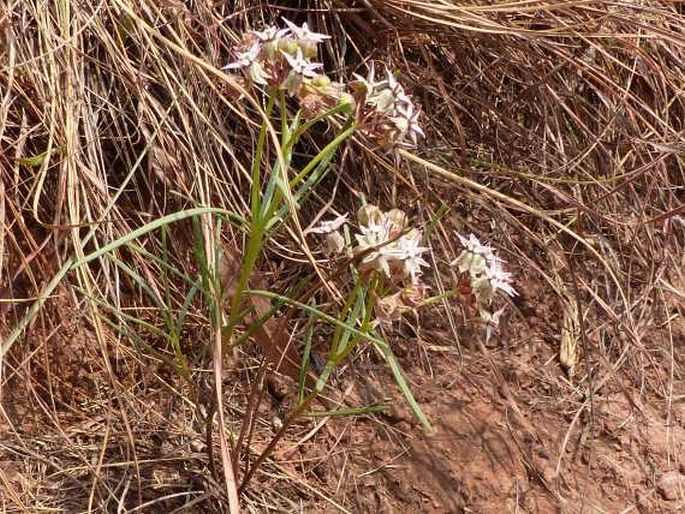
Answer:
xmin=1 ymin=248 xmax=684 ymax=514
xmin=255 ymin=275 xmax=685 ymax=513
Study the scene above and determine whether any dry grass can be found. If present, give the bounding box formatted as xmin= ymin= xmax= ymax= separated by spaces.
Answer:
xmin=1 ymin=0 xmax=684 ymax=512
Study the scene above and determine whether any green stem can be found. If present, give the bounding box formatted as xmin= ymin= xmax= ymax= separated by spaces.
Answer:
xmin=225 ymin=97 xmax=275 ymax=338
xmin=289 ymin=122 xmax=356 ymax=188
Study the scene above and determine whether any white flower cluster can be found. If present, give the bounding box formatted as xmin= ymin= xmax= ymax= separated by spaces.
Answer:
xmin=307 ymin=205 xmax=430 ymax=326
xmin=350 ymin=63 xmax=425 ymax=152
xmin=353 ymin=205 xmax=429 ymax=285
xmin=451 ymin=233 xmax=517 ymax=341
xmin=307 ymin=218 xmax=518 ymax=334
xmin=223 ymin=19 xmax=424 ymax=151
xmin=224 ymin=18 xmax=339 ymax=104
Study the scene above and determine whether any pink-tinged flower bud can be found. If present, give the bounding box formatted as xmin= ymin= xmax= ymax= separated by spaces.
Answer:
xmin=386 ymin=208 xmax=408 ymax=237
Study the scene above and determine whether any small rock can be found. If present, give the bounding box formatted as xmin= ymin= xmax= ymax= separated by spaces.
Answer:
xmin=271 ymin=415 xmax=284 ymax=431
xmin=658 ymin=470 xmax=685 ymax=501
xmin=189 ymin=438 xmax=206 ymax=452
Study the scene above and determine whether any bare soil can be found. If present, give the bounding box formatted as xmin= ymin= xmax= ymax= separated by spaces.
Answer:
xmin=1 ymin=264 xmax=684 ymax=514
xmin=251 ymin=263 xmax=685 ymax=513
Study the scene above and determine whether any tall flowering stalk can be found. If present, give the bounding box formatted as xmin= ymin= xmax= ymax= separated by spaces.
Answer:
xmin=221 ymin=18 xmax=516 ymax=436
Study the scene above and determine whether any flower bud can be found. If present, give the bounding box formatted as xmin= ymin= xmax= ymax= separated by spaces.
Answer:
xmin=386 ymin=208 xmax=408 ymax=237
xmin=278 ymin=39 xmax=299 ymax=56
xmin=338 ymin=92 xmax=355 ymax=115
xmin=386 ymin=208 xmax=407 ymax=228
xmin=262 ymin=41 xmax=280 ymax=62
xmin=282 ymin=71 xmax=304 ymax=96
xmin=299 ymin=41 xmax=318 ymax=59
xmin=357 ymin=204 xmax=382 ymax=227
xmin=451 ymin=250 xmax=487 ymax=276
xmin=310 ymin=74 xmax=331 ymax=89
xmin=472 ymin=275 xmax=495 ymax=305
xmin=324 ymin=231 xmax=346 ymax=255
xmin=248 ymin=62 xmax=270 ymax=85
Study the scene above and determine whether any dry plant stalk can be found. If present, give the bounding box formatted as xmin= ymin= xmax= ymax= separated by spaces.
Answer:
xmin=560 ymin=299 xmax=580 ymax=378
xmin=1 ymin=0 xmax=684 ymax=511
xmin=219 ymin=247 xmax=303 ymax=383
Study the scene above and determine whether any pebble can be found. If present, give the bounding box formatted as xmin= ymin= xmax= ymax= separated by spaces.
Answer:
xmin=657 ymin=470 xmax=685 ymax=501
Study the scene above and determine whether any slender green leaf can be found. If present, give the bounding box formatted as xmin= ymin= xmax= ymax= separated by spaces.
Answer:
xmin=72 ymin=207 xmax=229 ymax=267
xmin=305 ymin=405 xmax=388 ymax=418
xmin=247 ymin=289 xmax=432 ymax=431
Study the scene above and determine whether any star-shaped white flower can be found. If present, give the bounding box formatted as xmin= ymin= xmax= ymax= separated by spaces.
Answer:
xmin=353 ymin=62 xmax=382 ymax=97
xmin=282 ymin=18 xmax=331 ymax=44
xmin=385 ymin=68 xmax=412 ymax=105
xmin=391 ymin=102 xmax=425 ymax=145
xmin=398 ymin=236 xmax=430 ymax=283
xmin=383 ymin=229 xmax=430 ymax=283
xmin=282 ymin=48 xmax=322 ymax=78
xmin=450 ymin=232 xmax=497 ymax=274
xmin=253 ymin=25 xmax=291 ymax=42
xmin=455 ymin=232 xmax=496 ymax=259
xmin=305 ymin=213 xmax=349 ymax=235
xmin=355 ymin=220 xmax=389 ymax=251
xmin=481 ymin=306 xmax=507 ymax=342
xmin=223 ymin=43 xmax=270 ymax=84
xmin=485 ymin=258 xmax=517 ymax=298
xmin=223 ymin=43 xmax=261 ymax=70
xmin=355 ymin=217 xmax=394 ymax=276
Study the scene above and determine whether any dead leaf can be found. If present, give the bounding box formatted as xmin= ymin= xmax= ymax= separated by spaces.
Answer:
xmin=219 ymin=246 xmax=315 ymax=388
xmin=560 ymin=299 xmax=579 ymax=378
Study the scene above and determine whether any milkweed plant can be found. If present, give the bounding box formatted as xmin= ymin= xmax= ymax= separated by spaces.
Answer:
xmin=222 ymin=18 xmax=516 ymax=429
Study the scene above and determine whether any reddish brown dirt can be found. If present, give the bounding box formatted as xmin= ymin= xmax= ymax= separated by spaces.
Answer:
xmin=261 ymin=281 xmax=685 ymax=513
xmin=2 ymin=281 xmax=685 ymax=513
xmin=271 ymin=345 xmax=683 ymax=512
